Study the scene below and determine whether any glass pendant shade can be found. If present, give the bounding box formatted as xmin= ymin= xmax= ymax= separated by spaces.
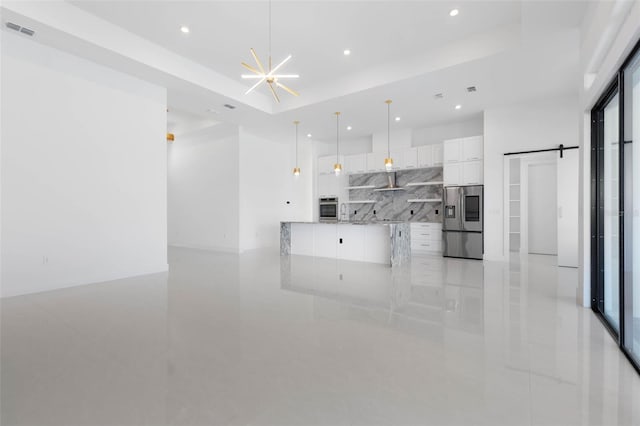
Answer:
xmin=293 ymin=167 xmax=301 ymax=176
xmin=384 ymin=157 xmax=393 ymax=171
xmin=334 ymin=163 xmax=342 ymax=176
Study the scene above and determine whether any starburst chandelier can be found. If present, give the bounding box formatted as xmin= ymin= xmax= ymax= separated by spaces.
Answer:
xmin=241 ymin=0 xmax=299 ymax=102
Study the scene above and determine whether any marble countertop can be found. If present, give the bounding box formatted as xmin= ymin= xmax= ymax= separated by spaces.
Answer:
xmin=282 ymin=220 xmax=440 ymax=225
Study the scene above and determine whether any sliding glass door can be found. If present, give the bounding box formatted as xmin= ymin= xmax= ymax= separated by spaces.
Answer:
xmin=623 ymin=47 xmax=640 ymax=364
xmin=592 ymin=40 xmax=640 ymax=373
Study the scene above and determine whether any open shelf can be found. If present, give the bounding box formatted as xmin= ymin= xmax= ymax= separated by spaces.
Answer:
xmin=407 ymin=199 xmax=443 ymax=203
xmin=405 ymin=181 xmax=444 ymax=187
xmin=346 ymin=185 xmax=376 ymax=190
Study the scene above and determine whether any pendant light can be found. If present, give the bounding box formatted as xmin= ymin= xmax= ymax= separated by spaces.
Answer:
xmin=334 ymin=112 xmax=342 ymax=176
xmin=384 ymin=99 xmax=393 ymax=172
xmin=292 ymin=120 xmax=301 ymax=176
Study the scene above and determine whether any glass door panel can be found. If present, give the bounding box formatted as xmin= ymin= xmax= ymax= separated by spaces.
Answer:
xmin=602 ymin=93 xmax=620 ymax=330
xmin=623 ymin=49 xmax=640 ymax=362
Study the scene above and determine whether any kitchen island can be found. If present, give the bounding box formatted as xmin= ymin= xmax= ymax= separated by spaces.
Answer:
xmin=280 ymin=221 xmax=410 ymax=266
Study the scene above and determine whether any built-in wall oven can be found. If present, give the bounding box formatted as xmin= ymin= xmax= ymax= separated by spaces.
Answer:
xmin=319 ymin=197 xmax=338 ymax=222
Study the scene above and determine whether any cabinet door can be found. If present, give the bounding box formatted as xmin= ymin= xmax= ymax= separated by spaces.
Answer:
xmin=461 ymin=160 xmax=483 ymax=185
xmin=337 ymin=225 xmax=365 ymax=261
xmin=432 ymin=144 xmax=444 ymax=166
xmin=462 ymin=136 xmax=483 ymax=161
xmin=402 ymin=148 xmax=418 ymax=169
xmin=318 ymin=173 xmax=339 ymax=197
xmin=313 ymin=224 xmax=337 ymax=258
xmin=366 ymin=152 xmax=385 ymax=172
xmin=417 ymin=145 xmax=433 ymax=167
xmin=443 ymin=163 xmax=461 ymax=186
xmin=291 ymin=224 xmax=314 ymax=256
xmin=443 ymin=139 xmax=462 ymax=163
xmin=344 ymin=154 xmax=366 ymax=174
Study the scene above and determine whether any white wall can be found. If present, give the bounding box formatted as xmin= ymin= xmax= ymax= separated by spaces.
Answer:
xmin=412 ymin=117 xmax=484 ymax=146
xmin=167 ymin=124 xmax=240 ymax=253
xmin=238 ymin=128 xmax=313 ymax=252
xmin=578 ymin=0 xmax=640 ymax=306
xmin=1 ymin=34 xmax=167 ymax=298
xmin=483 ymin=96 xmax=579 ymax=262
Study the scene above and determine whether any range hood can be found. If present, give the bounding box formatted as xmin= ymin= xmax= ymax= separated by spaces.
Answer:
xmin=373 ymin=172 xmax=405 ymax=192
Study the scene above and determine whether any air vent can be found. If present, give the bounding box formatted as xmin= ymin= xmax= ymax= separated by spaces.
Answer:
xmin=434 ymin=93 xmax=444 ymax=99
xmin=5 ymin=22 xmax=35 ymax=36
xmin=466 ymin=86 xmax=477 ymax=92
xmin=223 ymin=104 xmax=236 ymax=110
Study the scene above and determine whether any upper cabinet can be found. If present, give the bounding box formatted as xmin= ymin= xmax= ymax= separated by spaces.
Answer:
xmin=442 ymin=136 xmax=484 ymax=186
xmin=344 ymin=154 xmax=367 ymax=174
xmin=366 ymin=152 xmax=386 ymax=172
xmin=443 ymin=139 xmax=462 ymax=163
xmin=416 ymin=143 xmax=443 ymax=168
xmin=402 ymin=148 xmax=418 ymax=169
xmin=432 ymin=144 xmax=444 ymax=166
xmin=461 ymin=136 xmax=483 ymax=161
xmin=444 ymin=136 xmax=483 ymax=163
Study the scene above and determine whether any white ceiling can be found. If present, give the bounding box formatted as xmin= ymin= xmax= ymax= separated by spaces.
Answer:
xmin=3 ymin=1 xmax=588 ymax=143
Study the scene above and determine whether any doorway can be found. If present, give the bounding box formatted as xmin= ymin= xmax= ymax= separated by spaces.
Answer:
xmin=528 ymin=162 xmax=557 ymax=255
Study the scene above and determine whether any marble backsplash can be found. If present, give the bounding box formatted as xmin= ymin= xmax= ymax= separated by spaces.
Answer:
xmin=347 ymin=168 xmax=443 ymax=222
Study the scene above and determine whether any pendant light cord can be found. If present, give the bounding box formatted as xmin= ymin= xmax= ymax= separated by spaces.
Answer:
xmin=336 ymin=112 xmax=340 ymax=161
xmin=386 ymin=100 xmax=391 ymax=158
xmin=268 ymin=0 xmax=272 ymax=70
xmin=295 ymin=121 xmax=298 ymax=166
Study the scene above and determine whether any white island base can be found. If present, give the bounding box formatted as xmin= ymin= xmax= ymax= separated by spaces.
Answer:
xmin=280 ymin=222 xmax=410 ymax=267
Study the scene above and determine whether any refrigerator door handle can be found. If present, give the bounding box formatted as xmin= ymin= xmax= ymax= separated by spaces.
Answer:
xmin=459 ymin=187 xmax=465 ymax=231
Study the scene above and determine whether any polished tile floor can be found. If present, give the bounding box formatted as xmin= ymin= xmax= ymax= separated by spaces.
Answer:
xmin=2 ymin=248 xmax=640 ymax=425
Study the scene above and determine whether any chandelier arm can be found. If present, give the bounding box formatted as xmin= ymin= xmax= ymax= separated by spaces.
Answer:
xmin=267 ymin=81 xmax=280 ymax=103
xmin=276 ymin=82 xmax=299 ymax=97
xmin=246 ymin=76 xmax=268 ymax=94
xmin=268 ymin=55 xmax=292 ymax=76
xmin=241 ymin=62 xmax=261 ymax=74
xmin=250 ymin=48 xmax=266 ymax=74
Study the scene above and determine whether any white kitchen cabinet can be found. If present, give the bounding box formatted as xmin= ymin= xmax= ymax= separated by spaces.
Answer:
xmin=443 ymin=163 xmax=461 ymax=186
xmin=291 ymin=223 xmax=315 ymax=256
xmin=402 ymin=148 xmax=418 ymax=169
xmin=337 ymin=224 xmax=365 ymax=261
xmin=461 ymin=160 xmax=483 ymax=185
xmin=318 ymin=155 xmax=342 ymax=175
xmin=411 ymin=222 xmax=443 ymax=255
xmin=363 ymin=225 xmax=392 ymax=263
xmin=344 ymin=154 xmax=367 ymax=174
xmin=443 ymin=139 xmax=461 ymax=163
xmin=432 ymin=144 xmax=444 ymax=166
xmin=313 ymin=223 xmax=337 ymax=259
xmin=461 ymin=136 xmax=483 ymax=161
xmin=417 ymin=145 xmax=433 ymax=167
xmin=366 ymin=152 xmax=386 ymax=172
xmin=317 ymin=173 xmax=339 ymax=197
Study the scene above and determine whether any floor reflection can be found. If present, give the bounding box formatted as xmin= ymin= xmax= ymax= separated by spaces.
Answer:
xmin=2 ymin=248 xmax=640 ymax=425
xmin=280 ymin=255 xmax=484 ymax=337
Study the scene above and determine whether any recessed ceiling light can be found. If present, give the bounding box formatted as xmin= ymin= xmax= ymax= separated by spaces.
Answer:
xmin=343 ymin=49 xmax=351 ymax=56
xmin=180 ymin=26 xmax=190 ymax=34
xmin=347 ymin=126 xmax=352 ymax=131
xmin=449 ymin=9 xmax=459 ymax=17
xmin=307 ymin=133 xmax=312 ymax=138
xmin=395 ymin=117 xmax=401 ymax=122
xmin=455 ymin=105 xmax=462 ymax=110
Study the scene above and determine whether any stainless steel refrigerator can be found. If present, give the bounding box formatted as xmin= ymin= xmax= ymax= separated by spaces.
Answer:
xmin=443 ymin=185 xmax=483 ymax=260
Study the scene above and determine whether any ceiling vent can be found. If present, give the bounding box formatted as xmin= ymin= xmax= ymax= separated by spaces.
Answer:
xmin=434 ymin=93 xmax=444 ymax=99
xmin=223 ymin=104 xmax=236 ymax=110
xmin=466 ymin=86 xmax=477 ymax=92
xmin=5 ymin=22 xmax=35 ymax=36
